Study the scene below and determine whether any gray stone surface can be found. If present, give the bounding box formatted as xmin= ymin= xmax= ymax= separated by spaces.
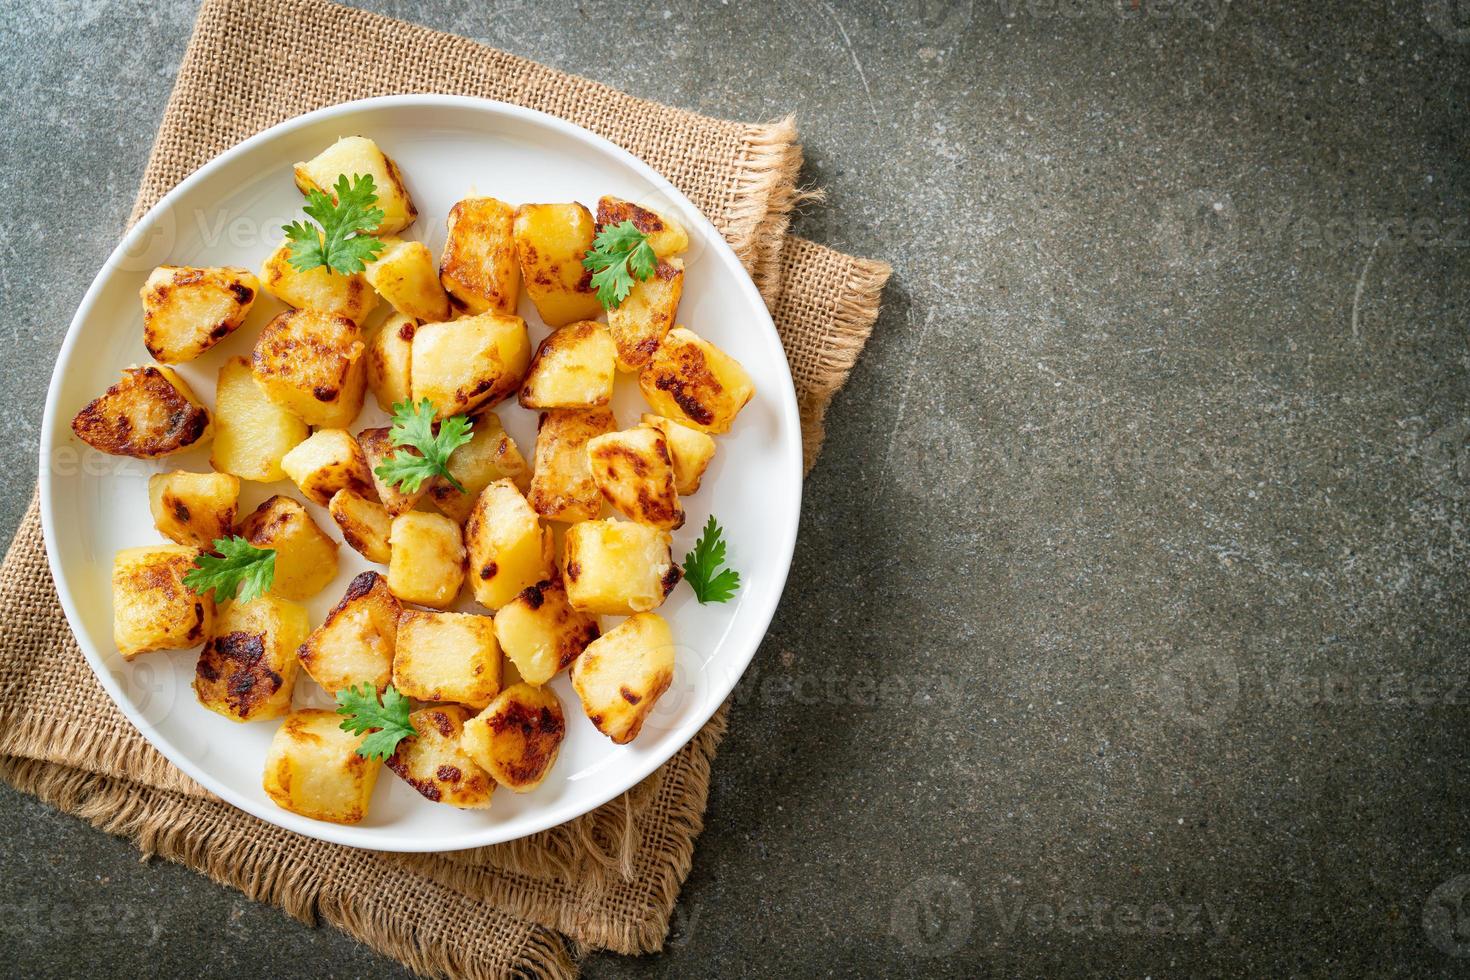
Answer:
xmin=1 ymin=0 xmax=1468 ymax=976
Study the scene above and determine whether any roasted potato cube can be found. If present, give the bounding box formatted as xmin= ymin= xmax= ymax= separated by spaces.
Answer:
xmin=465 ymin=479 xmax=553 ymax=610
xmin=236 ymin=495 xmax=339 ymax=601
xmin=251 ymin=309 xmax=367 ymax=428
xmin=596 ymin=196 xmax=690 ymax=258
xmin=410 ymin=312 xmax=531 ymax=418
xmin=357 ymin=426 xmax=427 ymax=517
xmin=638 ymin=327 xmax=754 ymax=434
xmin=140 ymin=265 xmax=259 ymax=364
xmin=366 ymin=312 xmax=415 ymax=412
xmin=512 ymin=202 xmax=602 ymax=327
xmin=427 ymin=412 xmax=531 ymax=524
xmin=392 ymin=608 xmax=501 ymax=708
xmin=363 ymin=237 xmax=450 ymax=322
xmin=518 ymin=320 xmax=616 ymax=409
xmin=148 ymin=471 xmax=239 ymax=549
xmin=194 ymin=594 xmax=308 ymax=722
xmin=387 ymin=512 xmax=465 ymax=609
xmin=328 ymin=488 xmax=393 ymax=564
xmin=587 ymin=427 xmax=684 ymax=530
xmin=280 ymin=429 xmax=376 ymax=507
xmin=460 ymin=683 xmax=566 ymax=792
xmin=494 ymin=577 xmax=600 ymax=686
xmin=562 ymin=519 xmax=679 ymax=615
xmin=72 ymin=366 xmax=211 ymax=459
xmin=211 ymin=356 xmax=309 ymax=482
xmin=262 ymin=708 xmax=382 ymax=825
xmin=571 ymin=613 xmax=675 ymax=744
xmin=259 ymin=237 xmax=377 ymax=323
xmin=293 ymin=136 xmax=417 ymax=235
xmin=527 ymin=408 xmax=615 ymax=523
xmin=112 ymin=545 xmax=213 ymax=658
xmin=298 ymin=571 xmax=399 ymax=694
xmin=640 ymin=414 xmax=716 ymax=495
xmin=386 ymin=705 xmax=494 ymax=808
xmin=439 ymin=197 xmax=520 ymax=315
xmin=607 ymin=259 xmax=683 ymax=372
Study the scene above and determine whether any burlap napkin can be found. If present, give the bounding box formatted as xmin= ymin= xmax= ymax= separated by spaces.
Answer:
xmin=0 ymin=0 xmax=890 ymax=975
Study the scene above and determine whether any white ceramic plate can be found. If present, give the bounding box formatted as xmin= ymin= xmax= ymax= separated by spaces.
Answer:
xmin=39 ymin=96 xmax=802 ymax=852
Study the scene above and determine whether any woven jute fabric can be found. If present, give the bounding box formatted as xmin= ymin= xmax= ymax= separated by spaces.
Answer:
xmin=0 ymin=0 xmax=891 ymax=975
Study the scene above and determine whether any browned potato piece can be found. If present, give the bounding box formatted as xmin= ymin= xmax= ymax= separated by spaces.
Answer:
xmin=527 ymin=408 xmax=615 ymax=523
xmin=571 ymin=612 xmax=675 ymax=744
xmin=263 ymin=708 xmax=382 ymax=824
xmin=148 ymin=471 xmax=239 ymax=549
xmin=595 ymin=196 xmax=690 ymax=258
xmin=494 ymin=576 xmax=600 ymax=686
xmin=518 ymin=320 xmax=616 ymax=409
xmin=297 ymin=571 xmax=400 ymax=695
xmin=427 ymin=412 xmax=531 ymax=524
xmin=439 ymin=197 xmax=520 ymax=315
xmin=366 ymin=312 xmax=416 ymax=412
xmin=464 ymin=479 xmax=553 ymax=610
xmin=640 ymin=414 xmax=716 ymax=495
xmin=328 ymin=488 xmax=393 ymax=564
xmin=72 ymin=366 xmax=211 ymax=459
xmin=387 ymin=512 xmax=465 ymax=609
xmin=236 ymin=495 xmax=339 ymax=601
xmin=293 ymin=136 xmax=417 ymax=235
xmin=386 ymin=705 xmax=495 ymax=808
xmin=638 ymin=327 xmax=754 ymax=434
xmin=259 ymin=237 xmax=378 ymax=323
xmin=410 ymin=312 xmax=531 ymax=418
xmin=607 ymin=259 xmax=683 ymax=372
xmin=587 ymin=427 xmax=684 ymax=530
xmin=363 ymin=238 xmax=450 ymax=322
xmin=112 ymin=545 xmax=213 ymax=658
xmin=460 ymin=683 xmax=566 ymax=792
xmin=512 ymin=203 xmax=602 ymax=327
xmin=357 ymin=426 xmax=427 ymax=517
xmin=193 ymin=595 xmax=309 ymax=722
xmin=140 ymin=265 xmax=259 ymax=364
xmin=280 ymin=429 xmax=375 ymax=507
xmin=562 ymin=519 xmax=679 ymax=615
xmin=211 ymin=356 xmax=309 ymax=482
xmin=251 ymin=309 xmax=367 ymax=428
xmin=392 ymin=608 xmax=501 ymax=708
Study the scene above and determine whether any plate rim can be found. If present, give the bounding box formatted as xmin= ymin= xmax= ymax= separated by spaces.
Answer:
xmin=38 ymin=94 xmax=803 ymax=852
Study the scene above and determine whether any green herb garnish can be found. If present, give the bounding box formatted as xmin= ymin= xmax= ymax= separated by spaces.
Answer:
xmin=183 ymin=536 xmax=276 ymax=604
xmin=682 ymin=515 xmax=741 ymax=604
xmin=582 ymin=219 xmax=657 ymax=309
xmin=283 ymin=173 xmax=386 ymax=275
xmin=335 ymin=683 xmax=417 ymax=761
xmin=373 ymin=399 xmax=474 ymax=494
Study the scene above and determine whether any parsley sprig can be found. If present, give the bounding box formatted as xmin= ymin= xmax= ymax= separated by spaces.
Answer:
xmin=284 ymin=173 xmax=386 ymax=275
xmin=583 ymin=220 xmax=657 ymax=309
xmin=183 ymin=536 xmax=276 ymax=605
xmin=682 ymin=516 xmax=740 ymax=604
xmin=335 ymin=683 xmax=417 ymax=761
xmin=373 ymin=399 xmax=474 ymax=494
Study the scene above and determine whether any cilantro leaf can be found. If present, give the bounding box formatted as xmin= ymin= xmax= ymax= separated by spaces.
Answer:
xmin=284 ymin=173 xmax=386 ymax=276
xmin=373 ymin=399 xmax=474 ymax=494
xmin=682 ymin=515 xmax=741 ymax=603
xmin=182 ymin=536 xmax=276 ymax=604
xmin=583 ymin=220 xmax=658 ymax=309
xmin=335 ymin=683 xmax=417 ymax=761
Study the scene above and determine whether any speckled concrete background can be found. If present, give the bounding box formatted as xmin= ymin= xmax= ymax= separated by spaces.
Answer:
xmin=2 ymin=0 xmax=1468 ymax=976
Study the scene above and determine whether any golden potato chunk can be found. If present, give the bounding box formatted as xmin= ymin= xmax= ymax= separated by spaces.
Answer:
xmin=638 ymin=327 xmax=754 ymax=434
xmin=386 ymin=705 xmax=495 ymax=808
xmin=527 ymin=408 xmax=615 ymax=523
xmin=328 ymin=488 xmax=393 ymax=564
xmin=363 ymin=237 xmax=450 ymax=322
xmin=439 ymin=197 xmax=520 ymax=315
xmin=236 ymin=495 xmax=339 ymax=601
xmin=562 ymin=519 xmax=679 ymax=615
xmin=587 ymin=426 xmax=684 ymax=530
xmin=251 ymin=309 xmax=367 ymax=428
xmin=512 ymin=202 xmax=602 ymax=327
xmin=112 ymin=545 xmax=213 ymax=658
xmin=392 ymin=608 xmax=501 ymax=708
xmin=461 ymin=683 xmax=566 ymax=792
xmin=357 ymin=426 xmax=428 ymax=517
xmin=280 ymin=428 xmax=376 ymax=507
xmin=194 ymin=594 xmax=308 ymax=722
xmin=410 ymin=311 xmax=531 ymax=418
xmin=148 ymin=471 xmax=239 ymax=549
xmin=640 ymin=414 xmax=716 ymax=495
xmin=72 ymin=366 xmax=211 ymax=459
xmin=210 ymin=356 xmax=309 ymax=482
xmin=607 ymin=258 xmax=683 ymax=372
xmin=387 ymin=511 xmax=465 ymax=609
xmin=494 ymin=576 xmax=600 ymax=686
xmin=464 ymin=479 xmax=553 ymax=610
xmin=595 ymin=196 xmax=690 ymax=258
xmin=571 ymin=613 xmax=676 ymax=744
xmin=427 ymin=412 xmax=531 ymax=524
xmin=365 ymin=312 xmax=415 ymax=412
xmin=518 ymin=320 xmax=616 ymax=409
xmin=263 ymin=708 xmax=383 ymax=825
xmin=298 ymin=571 xmax=399 ymax=695
xmin=293 ymin=136 xmax=417 ymax=235
xmin=259 ymin=236 xmax=377 ymax=323
xmin=140 ymin=265 xmax=259 ymax=364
